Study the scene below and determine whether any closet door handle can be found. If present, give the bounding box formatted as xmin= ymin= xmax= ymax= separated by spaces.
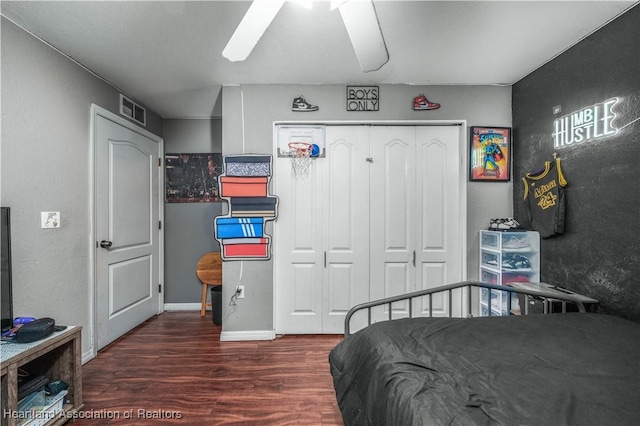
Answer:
xmin=324 ymin=251 xmax=327 ymax=268
xmin=412 ymin=250 xmax=416 ymax=267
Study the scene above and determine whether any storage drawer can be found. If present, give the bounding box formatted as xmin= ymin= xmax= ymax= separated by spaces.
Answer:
xmin=480 ymin=250 xmax=500 ymax=269
xmin=480 ymin=268 xmax=499 ymax=285
xmin=480 ymin=231 xmax=500 ymax=248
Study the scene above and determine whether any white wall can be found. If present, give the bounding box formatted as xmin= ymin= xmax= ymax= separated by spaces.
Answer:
xmin=221 ymin=84 xmax=513 ymax=335
xmin=1 ymin=18 xmax=163 ymax=357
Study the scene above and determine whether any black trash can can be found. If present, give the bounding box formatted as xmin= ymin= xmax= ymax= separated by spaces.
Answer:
xmin=210 ymin=285 xmax=223 ymax=325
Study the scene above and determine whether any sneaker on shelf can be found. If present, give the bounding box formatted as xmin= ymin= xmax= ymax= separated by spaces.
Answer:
xmin=413 ymin=94 xmax=441 ymax=110
xmin=292 ymin=96 xmax=319 ymax=112
xmin=502 ymin=254 xmax=531 ymax=270
xmin=488 ymin=218 xmax=523 ymax=231
xmin=502 ymin=236 xmax=529 ymax=249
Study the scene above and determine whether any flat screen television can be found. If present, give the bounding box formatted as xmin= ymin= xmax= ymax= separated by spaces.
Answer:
xmin=1 ymin=207 xmax=13 ymax=333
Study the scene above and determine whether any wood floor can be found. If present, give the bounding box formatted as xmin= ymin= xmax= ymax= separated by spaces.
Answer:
xmin=75 ymin=312 xmax=345 ymax=425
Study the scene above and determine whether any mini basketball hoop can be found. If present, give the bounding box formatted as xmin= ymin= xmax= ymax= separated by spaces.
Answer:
xmin=288 ymin=142 xmax=312 ymax=177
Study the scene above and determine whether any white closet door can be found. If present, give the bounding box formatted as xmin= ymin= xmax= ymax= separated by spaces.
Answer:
xmin=274 ymin=150 xmax=325 ymax=333
xmin=322 ymin=126 xmax=371 ymax=333
xmin=275 ymin=126 xmax=370 ymax=334
xmin=369 ymin=126 xmax=417 ymax=321
xmin=369 ymin=126 xmax=462 ymax=322
xmin=275 ymin=125 xmax=464 ymax=334
xmin=414 ymin=126 xmax=463 ymax=317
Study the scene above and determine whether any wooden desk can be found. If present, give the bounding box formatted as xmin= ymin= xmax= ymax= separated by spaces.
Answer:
xmin=1 ymin=326 xmax=83 ymax=426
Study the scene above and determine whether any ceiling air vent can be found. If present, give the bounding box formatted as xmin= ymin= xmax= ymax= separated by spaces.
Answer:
xmin=119 ymin=94 xmax=146 ymax=127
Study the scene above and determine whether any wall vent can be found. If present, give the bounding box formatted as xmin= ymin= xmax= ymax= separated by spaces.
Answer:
xmin=119 ymin=94 xmax=146 ymax=127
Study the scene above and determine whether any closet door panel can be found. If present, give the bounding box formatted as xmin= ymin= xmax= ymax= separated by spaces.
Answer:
xmin=415 ymin=126 xmax=463 ymax=317
xmin=274 ymin=153 xmax=324 ymax=333
xmin=369 ymin=126 xmax=416 ymax=309
xmin=323 ymin=126 xmax=370 ymax=333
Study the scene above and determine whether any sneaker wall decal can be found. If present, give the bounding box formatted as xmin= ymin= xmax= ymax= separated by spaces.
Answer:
xmin=413 ymin=94 xmax=441 ymax=111
xmin=292 ymin=95 xmax=319 ymax=112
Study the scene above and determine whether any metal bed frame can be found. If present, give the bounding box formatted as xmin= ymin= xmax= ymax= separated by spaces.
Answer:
xmin=344 ymin=280 xmax=588 ymax=336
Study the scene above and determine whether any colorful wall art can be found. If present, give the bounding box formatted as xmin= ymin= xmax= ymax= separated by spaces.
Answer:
xmin=213 ymin=155 xmax=278 ymax=261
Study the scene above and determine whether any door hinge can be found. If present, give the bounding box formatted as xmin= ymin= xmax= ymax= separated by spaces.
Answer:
xmin=158 ymin=157 xmax=162 ymax=167
xmin=158 ymin=284 xmax=162 ymax=293
xmin=158 ymin=220 xmax=162 ymax=230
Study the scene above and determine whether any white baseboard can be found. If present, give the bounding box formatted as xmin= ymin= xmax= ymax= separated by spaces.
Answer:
xmin=163 ymin=303 xmax=202 ymax=311
xmin=82 ymin=349 xmax=95 ymax=364
xmin=162 ymin=304 xmax=274 ymax=341
xmin=220 ymin=330 xmax=275 ymax=341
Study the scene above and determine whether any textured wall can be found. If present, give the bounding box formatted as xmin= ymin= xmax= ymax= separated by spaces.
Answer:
xmin=512 ymin=6 xmax=639 ymax=321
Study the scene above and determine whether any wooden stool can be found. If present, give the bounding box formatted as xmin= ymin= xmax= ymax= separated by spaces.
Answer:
xmin=196 ymin=252 xmax=223 ymax=317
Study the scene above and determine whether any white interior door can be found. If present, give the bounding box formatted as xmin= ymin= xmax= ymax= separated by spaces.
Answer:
xmin=322 ymin=126 xmax=370 ymax=333
xmin=274 ymin=147 xmax=325 ymax=333
xmin=369 ymin=126 xmax=417 ymax=319
xmin=275 ymin=126 xmax=370 ymax=334
xmin=414 ymin=126 xmax=463 ymax=317
xmin=369 ymin=126 xmax=462 ymax=322
xmin=94 ymin=106 xmax=162 ymax=350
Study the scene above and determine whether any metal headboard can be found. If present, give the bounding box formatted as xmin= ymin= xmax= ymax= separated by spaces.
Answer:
xmin=344 ymin=280 xmax=588 ymax=336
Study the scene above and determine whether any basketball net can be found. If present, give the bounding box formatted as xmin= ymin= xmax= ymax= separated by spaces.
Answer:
xmin=288 ymin=142 xmax=312 ymax=178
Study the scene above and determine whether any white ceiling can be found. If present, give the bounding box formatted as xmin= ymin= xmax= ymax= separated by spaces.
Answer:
xmin=2 ymin=1 xmax=637 ymax=118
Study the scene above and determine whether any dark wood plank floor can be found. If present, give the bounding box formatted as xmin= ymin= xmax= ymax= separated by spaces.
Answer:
xmin=74 ymin=312 xmax=345 ymax=425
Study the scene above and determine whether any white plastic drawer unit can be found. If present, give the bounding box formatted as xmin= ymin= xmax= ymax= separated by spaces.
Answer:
xmin=478 ymin=230 xmax=540 ymax=316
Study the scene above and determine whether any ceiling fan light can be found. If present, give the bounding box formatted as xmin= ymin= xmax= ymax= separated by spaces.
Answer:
xmin=222 ymin=0 xmax=286 ymax=62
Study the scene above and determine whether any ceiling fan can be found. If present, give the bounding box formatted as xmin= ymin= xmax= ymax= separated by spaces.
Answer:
xmin=222 ymin=0 xmax=389 ymax=73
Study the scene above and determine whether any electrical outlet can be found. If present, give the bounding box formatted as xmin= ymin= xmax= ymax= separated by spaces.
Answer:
xmin=236 ymin=285 xmax=245 ymax=299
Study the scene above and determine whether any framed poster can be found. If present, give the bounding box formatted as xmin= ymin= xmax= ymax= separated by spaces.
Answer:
xmin=165 ymin=153 xmax=223 ymax=202
xmin=469 ymin=127 xmax=511 ymax=182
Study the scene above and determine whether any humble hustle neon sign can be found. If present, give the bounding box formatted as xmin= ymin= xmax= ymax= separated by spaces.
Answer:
xmin=553 ymin=97 xmax=619 ymax=148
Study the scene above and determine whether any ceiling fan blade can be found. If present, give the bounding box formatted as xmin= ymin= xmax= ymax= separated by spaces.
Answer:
xmin=222 ymin=0 xmax=286 ymax=62
xmin=338 ymin=0 xmax=389 ymax=72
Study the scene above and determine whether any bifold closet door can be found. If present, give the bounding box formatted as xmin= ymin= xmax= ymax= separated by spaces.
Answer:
xmin=275 ymin=125 xmax=463 ymax=334
xmin=369 ymin=126 xmax=462 ymax=321
xmin=275 ymin=126 xmax=370 ymax=334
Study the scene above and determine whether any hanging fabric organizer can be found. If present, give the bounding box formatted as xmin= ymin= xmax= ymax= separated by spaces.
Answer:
xmin=214 ymin=155 xmax=278 ymax=260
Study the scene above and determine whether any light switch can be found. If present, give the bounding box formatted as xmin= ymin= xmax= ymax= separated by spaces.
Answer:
xmin=41 ymin=212 xmax=60 ymax=229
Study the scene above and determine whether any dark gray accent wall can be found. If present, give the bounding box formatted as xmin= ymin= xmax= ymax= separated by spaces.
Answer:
xmin=162 ymin=119 xmax=223 ymax=304
xmin=512 ymin=5 xmax=639 ymax=321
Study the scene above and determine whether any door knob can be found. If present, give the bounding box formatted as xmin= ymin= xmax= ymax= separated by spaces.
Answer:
xmin=99 ymin=240 xmax=113 ymax=249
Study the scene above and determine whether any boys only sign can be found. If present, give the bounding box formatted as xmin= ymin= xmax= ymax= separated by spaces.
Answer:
xmin=346 ymin=86 xmax=379 ymax=111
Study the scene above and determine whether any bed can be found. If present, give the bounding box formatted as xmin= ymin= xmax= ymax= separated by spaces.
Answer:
xmin=329 ymin=281 xmax=640 ymax=426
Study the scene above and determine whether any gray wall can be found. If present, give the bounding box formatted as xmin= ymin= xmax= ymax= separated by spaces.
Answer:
xmin=1 ymin=18 xmax=163 ymax=355
xmin=1 ymin=16 xmax=515 ymax=342
xmin=163 ymin=119 xmax=223 ymax=304
xmin=222 ymin=84 xmax=513 ymax=333
xmin=512 ymin=5 xmax=639 ymax=321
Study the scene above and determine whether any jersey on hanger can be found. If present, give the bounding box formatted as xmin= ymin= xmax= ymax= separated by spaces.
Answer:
xmin=522 ymin=158 xmax=568 ymax=238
